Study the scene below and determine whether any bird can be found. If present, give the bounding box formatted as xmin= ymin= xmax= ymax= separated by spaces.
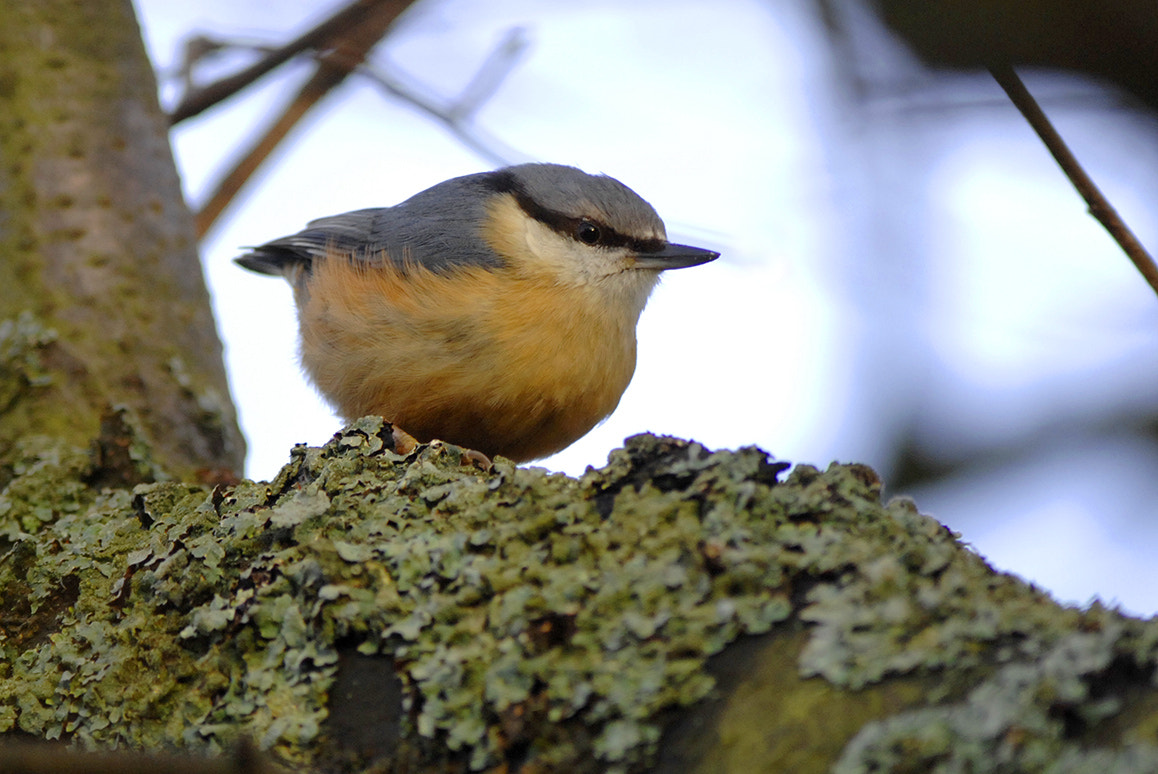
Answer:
xmin=235 ymin=163 xmax=719 ymax=463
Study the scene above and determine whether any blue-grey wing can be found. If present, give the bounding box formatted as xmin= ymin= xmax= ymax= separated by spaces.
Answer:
xmin=234 ymin=172 xmax=508 ymax=276
xmin=234 ymin=208 xmax=393 ymax=275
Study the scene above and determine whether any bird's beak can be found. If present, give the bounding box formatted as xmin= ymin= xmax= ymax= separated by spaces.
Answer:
xmin=631 ymin=243 xmax=720 ymax=270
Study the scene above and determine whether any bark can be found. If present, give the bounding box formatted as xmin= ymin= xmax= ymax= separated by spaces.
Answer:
xmin=2 ymin=424 xmax=1157 ymax=773
xmin=0 ymin=0 xmax=244 ymax=477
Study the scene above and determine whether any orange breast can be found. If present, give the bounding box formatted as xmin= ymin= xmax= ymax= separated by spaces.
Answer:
xmin=295 ymin=255 xmax=639 ymax=461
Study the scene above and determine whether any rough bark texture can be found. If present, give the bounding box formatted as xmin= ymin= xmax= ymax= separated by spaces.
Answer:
xmin=0 ymin=0 xmax=245 ymax=477
xmin=2 ymin=423 xmax=1157 ymax=773
xmin=872 ymin=0 xmax=1158 ymax=112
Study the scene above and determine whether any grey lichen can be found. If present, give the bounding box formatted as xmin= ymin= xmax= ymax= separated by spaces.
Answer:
xmin=831 ymin=606 xmax=1158 ymax=773
xmin=2 ymin=418 xmax=1158 ymax=773
xmin=797 ymin=489 xmax=1083 ymax=690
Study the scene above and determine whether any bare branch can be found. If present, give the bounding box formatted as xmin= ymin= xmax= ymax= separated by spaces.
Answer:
xmin=988 ymin=64 xmax=1158 ymax=300
xmin=184 ymin=3 xmax=525 ymax=238
xmin=451 ymin=27 xmax=529 ymax=121
xmin=193 ymin=0 xmax=416 ymax=240
xmin=356 ymin=67 xmax=525 ymax=168
xmin=169 ymin=0 xmax=385 ymax=125
xmin=356 ymin=28 xmax=533 ymax=168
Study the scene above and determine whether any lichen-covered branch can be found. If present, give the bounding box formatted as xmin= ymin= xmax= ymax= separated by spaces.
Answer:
xmin=2 ymin=421 xmax=1158 ymax=772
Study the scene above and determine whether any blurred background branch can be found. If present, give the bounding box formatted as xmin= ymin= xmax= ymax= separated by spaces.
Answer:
xmin=988 ymin=64 xmax=1158 ymax=298
xmin=190 ymin=0 xmax=417 ymax=239
xmin=871 ymin=0 xmax=1158 ymax=114
xmin=169 ymin=0 xmax=387 ymax=124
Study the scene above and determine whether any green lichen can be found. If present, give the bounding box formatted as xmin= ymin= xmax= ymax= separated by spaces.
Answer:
xmin=2 ymin=419 xmax=1158 ymax=772
xmin=796 ymin=489 xmax=1079 ymax=690
xmin=0 ymin=422 xmax=798 ymax=769
xmin=0 ymin=435 xmax=92 ymax=540
xmin=830 ymin=605 xmax=1158 ymax=773
xmin=771 ymin=465 xmax=1158 ymax=773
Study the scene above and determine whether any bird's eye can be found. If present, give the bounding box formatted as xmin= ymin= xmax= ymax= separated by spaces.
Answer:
xmin=576 ymin=221 xmax=601 ymax=245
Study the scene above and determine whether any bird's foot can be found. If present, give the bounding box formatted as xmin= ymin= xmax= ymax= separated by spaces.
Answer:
xmin=390 ymin=423 xmax=492 ymax=471
xmin=459 ymin=448 xmax=493 ymax=471
xmin=388 ymin=424 xmax=420 ymax=455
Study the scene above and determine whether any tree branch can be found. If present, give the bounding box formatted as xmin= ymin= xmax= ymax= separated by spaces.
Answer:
xmin=988 ymin=64 xmax=1158 ymax=299
xmin=356 ymin=27 xmax=532 ymax=169
xmin=193 ymin=0 xmax=415 ymax=240
xmin=168 ymin=0 xmax=383 ymax=125
xmin=6 ymin=426 xmax=1158 ymax=770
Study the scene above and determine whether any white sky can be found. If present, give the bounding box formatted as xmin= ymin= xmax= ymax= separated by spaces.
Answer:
xmin=135 ymin=0 xmax=1158 ymax=615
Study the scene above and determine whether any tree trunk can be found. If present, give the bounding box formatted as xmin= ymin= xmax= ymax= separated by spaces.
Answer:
xmin=0 ymin=0 xmax=244 ymax=477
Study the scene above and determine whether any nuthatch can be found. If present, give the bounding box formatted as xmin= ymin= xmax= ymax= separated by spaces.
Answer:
xmin=236 ymin=163 xmax=718 ymax=462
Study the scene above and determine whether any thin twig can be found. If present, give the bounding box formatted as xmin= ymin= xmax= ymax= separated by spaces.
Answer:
xmin=193 ymin=61 xmax=344 ymax=240
xmin=450 ymin=27 xmax=529 ymax=121
xmin=356 ymin=27 xmax=532 ymax=169
xmin=193 ymin=0 xmax=415 ymax=240
xmin=169 ymin=0 xmax=380 ymax=125
xmin=358 ymin=66 xmax=524 ymax=168
xmin=988 ymin=63 xmax=1158 ymax=299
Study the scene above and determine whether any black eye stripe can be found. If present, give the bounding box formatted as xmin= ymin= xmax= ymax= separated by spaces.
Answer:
xmin=491 ymin=173 xmax=666 ymax=254
xmin=526 ymin=201 xmax=666 ymax=253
